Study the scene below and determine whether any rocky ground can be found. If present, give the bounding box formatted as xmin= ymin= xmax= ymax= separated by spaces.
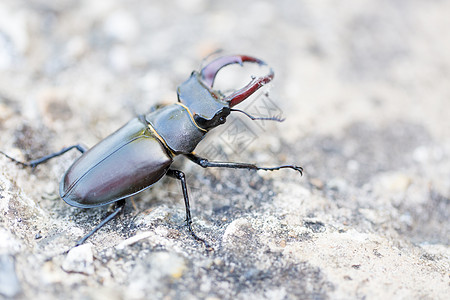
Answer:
xmin=0 ymin=0 xmax=449 ymax=299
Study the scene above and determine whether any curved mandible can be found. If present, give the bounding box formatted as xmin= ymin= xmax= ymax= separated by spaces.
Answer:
xmin=200 ymin=55 xmax=263 ymax=87
xmin=200 ymin=55 xmax=275 ymax=107
xmin=224 ymin=68 xmax=274 ymax=107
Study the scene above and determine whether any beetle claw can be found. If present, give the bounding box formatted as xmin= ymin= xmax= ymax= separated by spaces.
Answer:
xmin=200 ymin=55 xmax=274 ymax=107
xmin=200 ymin=55 xmax=265 ymax=87
xmin=225 ymin=69 xmax=274 ymax=107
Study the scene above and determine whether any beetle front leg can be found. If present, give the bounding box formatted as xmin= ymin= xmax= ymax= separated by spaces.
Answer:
xmin=166 ymin=169 xmax=212 ymax=250
xmin=0 ymin=144 xmax=87 ymax=169
xmin=185 ymin=153 xmax=303 ymax=175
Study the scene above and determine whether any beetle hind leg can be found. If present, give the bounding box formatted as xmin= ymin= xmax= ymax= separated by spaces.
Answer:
xmin=166 ymin=169 xmax=213 ymax=251
xmin=75 ymin=199 xmax=126 ymax=246
xmin=0 ymin=144 xmax=87 ymax=169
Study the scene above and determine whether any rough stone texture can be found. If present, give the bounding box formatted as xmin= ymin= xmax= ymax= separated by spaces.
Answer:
xmin=0 ymin=0 xmax=449 ymax=299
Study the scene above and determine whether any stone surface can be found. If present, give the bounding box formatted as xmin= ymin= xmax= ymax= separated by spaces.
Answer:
xmin=0 ymin=0 xmax=449 ymax=299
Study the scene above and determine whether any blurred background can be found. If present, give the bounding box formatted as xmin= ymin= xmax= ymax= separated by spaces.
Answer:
xmin=0 ymin=0 xmax=449 ymax=299
xmin=1 ymin=0 xmax=447 ymax=143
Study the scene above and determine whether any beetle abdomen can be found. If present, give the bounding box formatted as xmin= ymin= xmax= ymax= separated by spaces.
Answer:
xmin=60 ymin=118 xmax=173 ymax=208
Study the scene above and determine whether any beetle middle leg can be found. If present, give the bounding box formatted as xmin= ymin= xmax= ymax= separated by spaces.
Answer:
xmin=75 ymin=199 xmax=126 ymax=246
xmin=0 ymin=144 xmax=87 ymax=169
xmin=185 ymin=153 xmax=303 ymax=175
xmin=166 ymin=169 xmax=212 ymax=250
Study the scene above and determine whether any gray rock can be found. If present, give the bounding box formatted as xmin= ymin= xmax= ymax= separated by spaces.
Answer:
xmin=0 ymin=255 xmax=21 ymax=298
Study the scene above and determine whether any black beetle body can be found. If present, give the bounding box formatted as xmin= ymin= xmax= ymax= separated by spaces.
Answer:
xmin=1 ymin=55 xmax=303 ymax=248
xmin=60 ymin=117 xmax=173 ymax=208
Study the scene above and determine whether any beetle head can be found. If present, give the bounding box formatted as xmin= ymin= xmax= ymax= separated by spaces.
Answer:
xmin=177 ymin=55 xmax=274 ymax=130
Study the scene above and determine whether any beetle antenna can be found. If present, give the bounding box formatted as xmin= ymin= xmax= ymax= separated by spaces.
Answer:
xmin=230 ymin=108 xmax=285 ymax=122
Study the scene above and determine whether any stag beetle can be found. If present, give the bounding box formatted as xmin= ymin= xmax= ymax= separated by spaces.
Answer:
xmin=1 ymin=55 xmax=303 ymax=248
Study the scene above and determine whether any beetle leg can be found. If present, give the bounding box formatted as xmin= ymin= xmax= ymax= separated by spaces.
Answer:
xmin=166 ymin=169 xmax=212 ymax=251
xmin=185 ymin=153 xmax=303 ymax=176
xmin=0 ymin=144 xmax=87 ymax=169
xmin=75 ymin=199 xmax=126 ymax=246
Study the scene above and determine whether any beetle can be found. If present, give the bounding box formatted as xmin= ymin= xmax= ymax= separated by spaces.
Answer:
xmin=1 ymin=55 xmax=303 ymax=248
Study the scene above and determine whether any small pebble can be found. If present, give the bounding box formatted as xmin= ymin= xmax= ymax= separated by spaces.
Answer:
xmin=62 ymin=244 xmax=94 ymax=275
